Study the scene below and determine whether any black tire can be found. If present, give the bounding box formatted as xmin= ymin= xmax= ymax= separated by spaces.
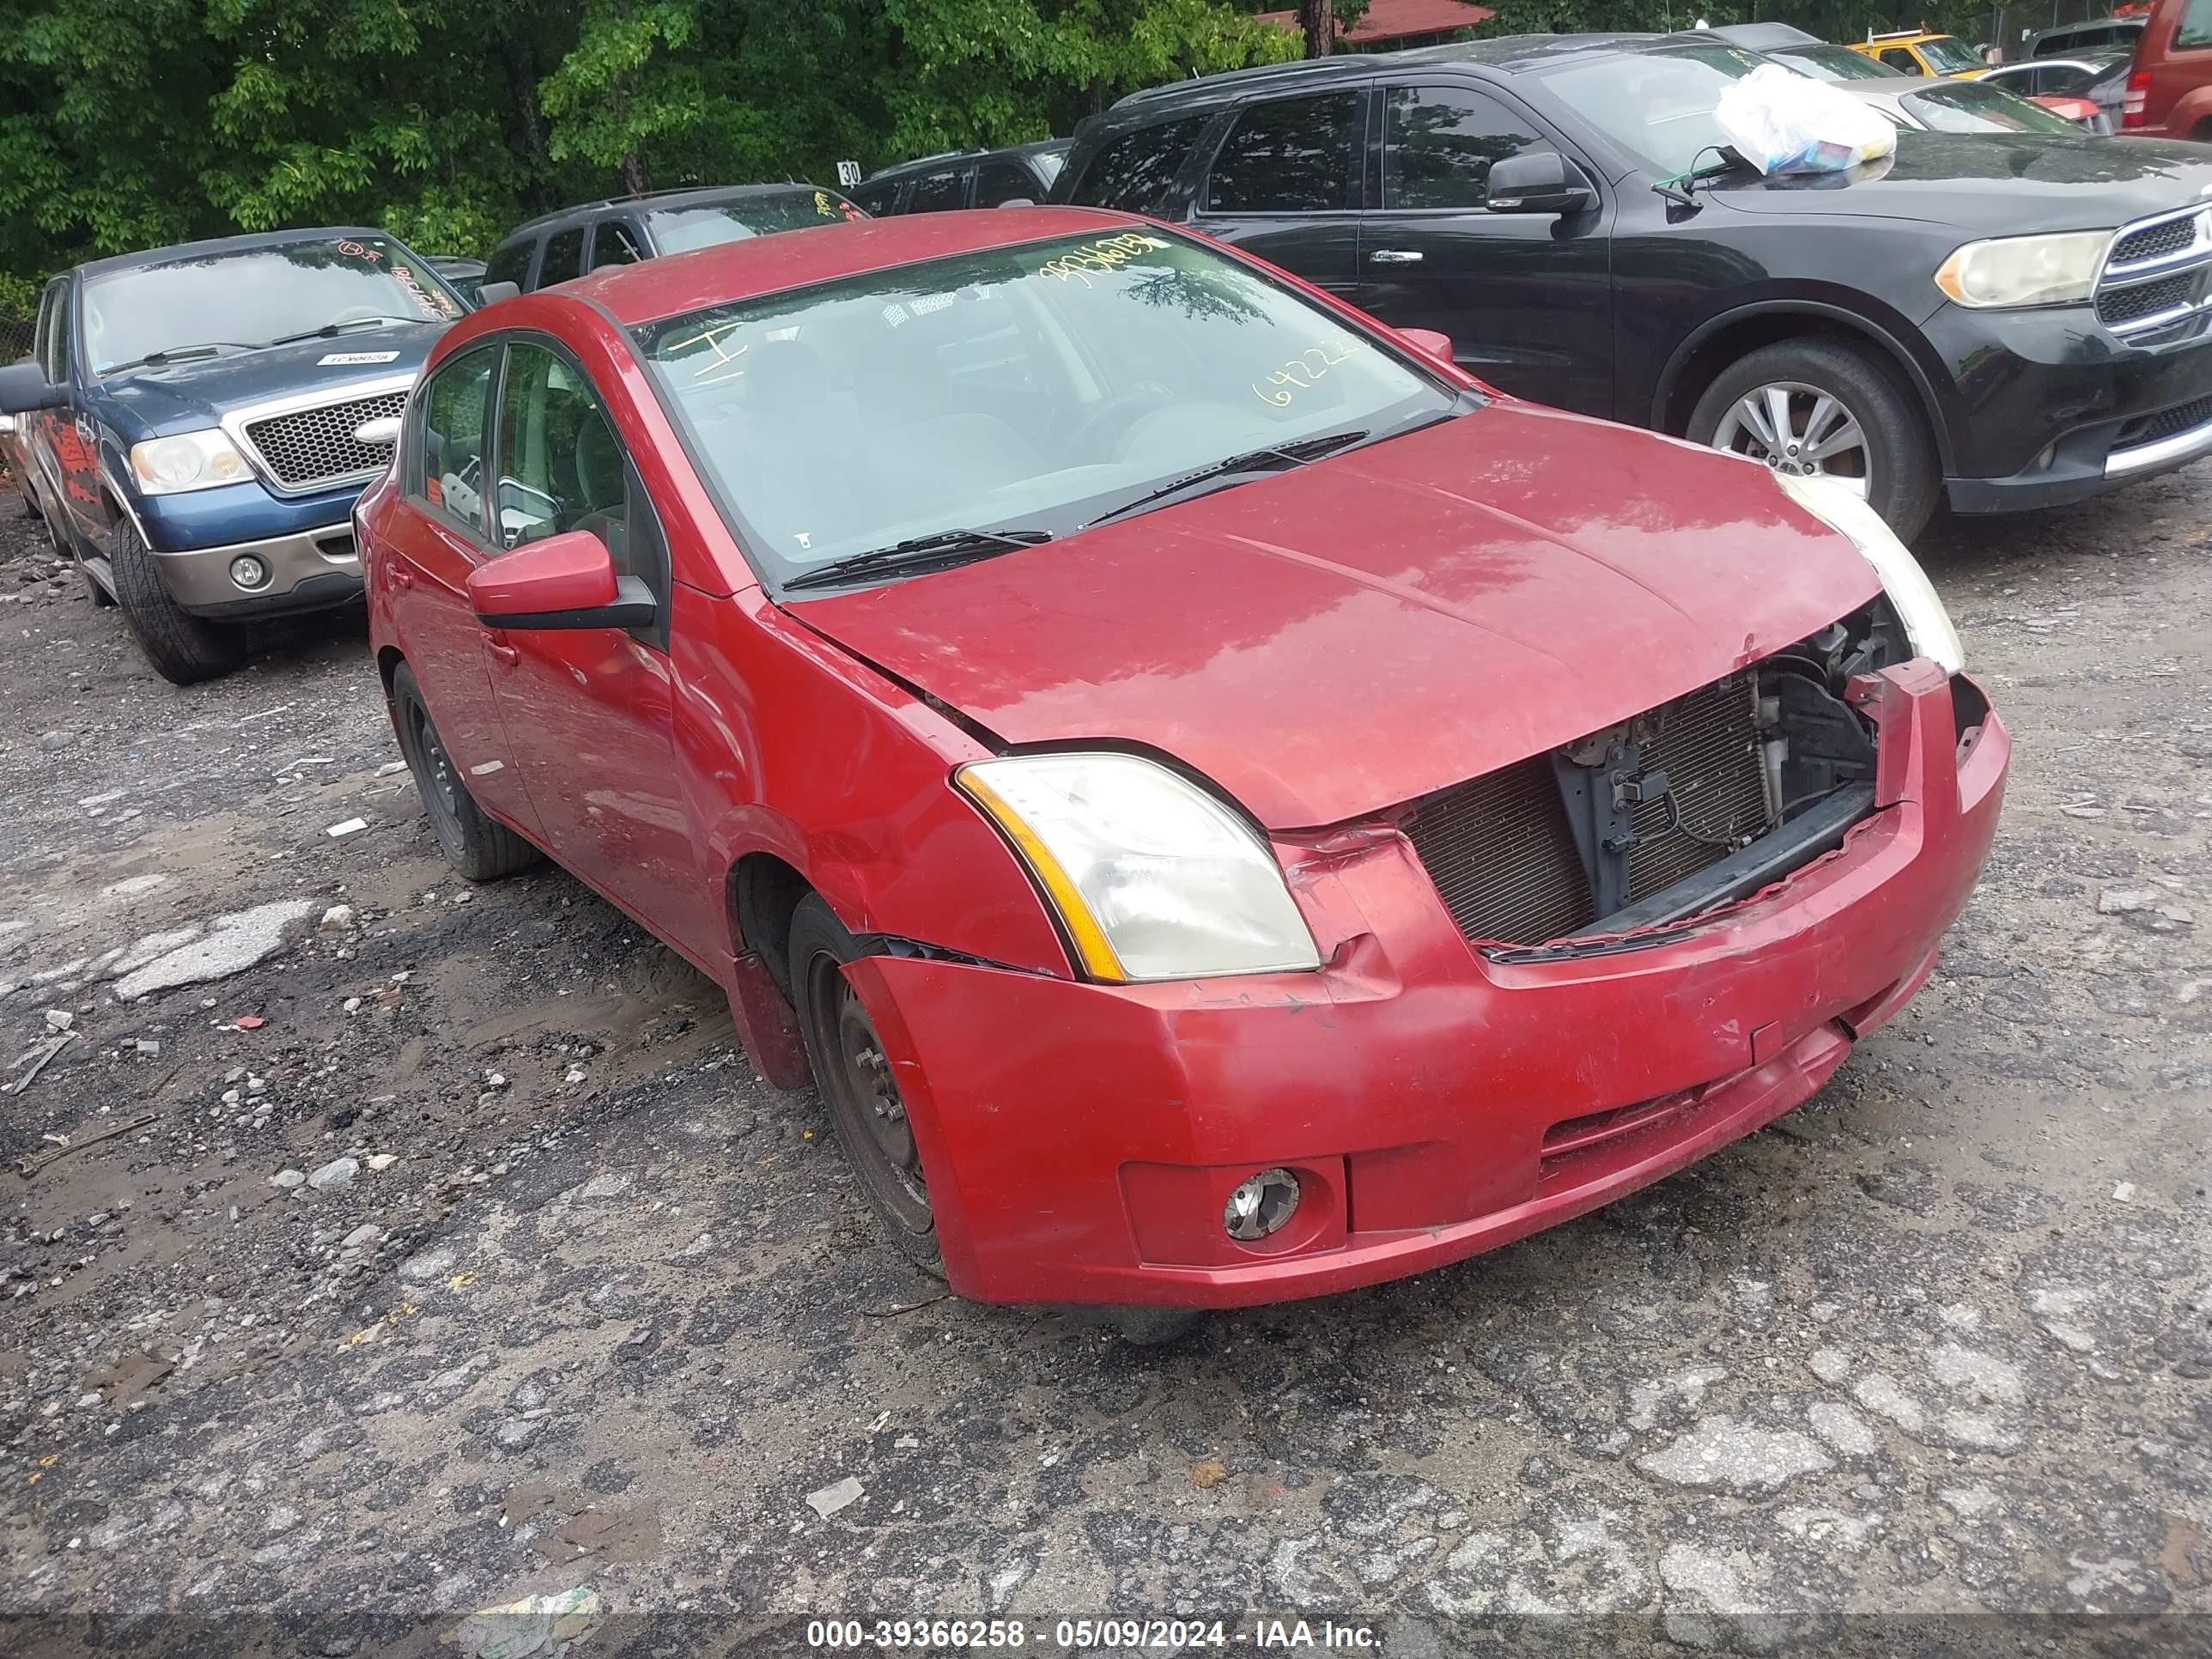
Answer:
xmin=389 ymin=662 xmax=540 ymax=880
xmin=1687 ymin=338 xmax=1940 ymax=544
xmin=106 ymin=516 xmax=240 ymax=683
xmin=787 ymin=893 xmax=945 ymax=1278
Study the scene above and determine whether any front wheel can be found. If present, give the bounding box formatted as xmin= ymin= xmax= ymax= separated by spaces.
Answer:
xmin=106 ymin=517 xmax=240 ymax=683
xmin=788 ymin=894 xmax=945 ymax=1278
xmin=1687 ymin=338 xmax=1939 ymax=543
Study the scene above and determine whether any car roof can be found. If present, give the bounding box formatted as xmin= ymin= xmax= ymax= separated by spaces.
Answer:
xmin=1105 ymin=31 xmax=1710 ymax=118
xmin=865 ymin=139 xmax=1070 ymax=184
xmin=73 ymin=226 xmax=393 ymax=281
xmin=497 ymin=184 xmax=836 ymax=245
xmin=568 ymin=204 xmax=1143 ymax=326
xmin=1703 ymin=22 xmax=1821 ymax=49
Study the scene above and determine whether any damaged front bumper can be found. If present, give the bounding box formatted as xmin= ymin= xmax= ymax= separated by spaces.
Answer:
xmin=846 ymin=660 xmax=2008 ymax=1310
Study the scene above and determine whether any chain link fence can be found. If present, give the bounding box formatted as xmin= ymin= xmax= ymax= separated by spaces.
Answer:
xmin=0 ymin=308 xmax=30 ymax=366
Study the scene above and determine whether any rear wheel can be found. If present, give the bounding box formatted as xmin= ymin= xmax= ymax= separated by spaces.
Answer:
xmin=788 ymin=894 xmax=945 ymax=1277
xmin=389 ymin=661 xmax=539 ymax=880
xmin=1687 ymin=338 xmax=1939 ymax=543
xmin=106 ymin=516 xmax=240 ymax=683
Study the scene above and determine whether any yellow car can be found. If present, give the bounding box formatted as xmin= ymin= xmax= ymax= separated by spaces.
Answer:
xmin=1851 ymin=30 xmax=1992 ymax=78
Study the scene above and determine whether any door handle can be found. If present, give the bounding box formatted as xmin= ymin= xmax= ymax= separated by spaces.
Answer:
xmin=1369 ymin=248 xmax=1423 ymax=264
xmin=485 ymin=637 xmax=520 ymax=667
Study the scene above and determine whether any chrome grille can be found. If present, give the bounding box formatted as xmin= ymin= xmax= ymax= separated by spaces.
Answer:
xmin=2095 ymin=207 xmax=2212 ymax=341
xmin=1404 ymin=678 xmax=1770 ymax=949
xmin=240 ymin=390 xmax=407 ymax=491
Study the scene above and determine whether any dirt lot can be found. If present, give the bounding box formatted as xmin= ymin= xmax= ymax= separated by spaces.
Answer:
xmin=0 ymin=467 xmax=2209 ymax=1656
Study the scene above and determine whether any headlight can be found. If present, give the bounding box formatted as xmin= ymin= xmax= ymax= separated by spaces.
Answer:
xmin=956 ymin=752 xmax=1320 ymax=982
xmin=1934 ymin=231 xmax=2109 ymax=309
xmin=128 ymin=429 xmax=252 ymax=495
xmin=1778 ymin=473 xmax=1964 ymax=674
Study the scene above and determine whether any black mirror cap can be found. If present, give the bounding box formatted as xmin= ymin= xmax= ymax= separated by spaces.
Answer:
xmin=477 ymin=280 xmax=523 ymax=306
xmin=1486 ymin=151 xmax=1596 ymax=216
xmin=0 ymin=360 xmax=67 ymax=416
xmin=473 ymin=574 xmax=658 ymax=632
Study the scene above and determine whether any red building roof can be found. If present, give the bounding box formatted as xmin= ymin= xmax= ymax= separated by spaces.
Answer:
xmin=1257 ymin=0 xmax=1497 ymax=47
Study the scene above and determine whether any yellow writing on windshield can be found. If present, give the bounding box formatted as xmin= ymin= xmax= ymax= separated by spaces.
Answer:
xmin=1037 ymin=232 xmax=1171 ymax=288
xmin=665 ymin=319 xmax=750 ymax=386
xmin=1251 ymin=338 xmax=1363 ymax=408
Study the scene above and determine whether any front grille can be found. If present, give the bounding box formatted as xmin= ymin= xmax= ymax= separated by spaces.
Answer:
xmin=1404 ymin=677 xmax=1770 ymax=949
xmin=240 ymin=390 xmax=407 ymax=491
xmin=2096 ymin=270 xmax=2197 ymax=330
xmin=2117 ymin=392 xmax=2212 ymax=450
xmin=2111 ymin=216 xmax=2199 ymax=268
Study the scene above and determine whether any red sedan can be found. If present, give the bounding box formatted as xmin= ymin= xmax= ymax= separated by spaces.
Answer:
xmin=358 ymin=207 xmax=2008 ymax=1317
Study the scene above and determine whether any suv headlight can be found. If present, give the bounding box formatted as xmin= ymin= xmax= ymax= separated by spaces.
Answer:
xmin=957 ymin=752 xmax=1321 ymax=982
xmin=1934 ymin=230 xmax=2109 ymax=308
xmin=1778 ymin=473 xmax=1964 ymax=674
xmin=128 ymin=429 xmax=252 ymax=495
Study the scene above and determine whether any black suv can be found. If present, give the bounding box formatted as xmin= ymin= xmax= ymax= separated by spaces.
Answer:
xmin=851 ymin=141 xmax=1073 ymax=216
xmin=484 ymin=184 xmax=865 ymax=295
xmin=1053 ymin=33 xmax=2212 ymax=538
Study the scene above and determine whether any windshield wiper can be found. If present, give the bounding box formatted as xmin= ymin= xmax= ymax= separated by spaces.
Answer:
xmin=781 ymin=526 xmax=1054 ymax=592
xmin=101 ymin=342 xmax=257 ymax=374
xmin=1086 ymin=428 xmax=1371 ymax=529
xmin=262 ymin=317 xmax=418 ymax=349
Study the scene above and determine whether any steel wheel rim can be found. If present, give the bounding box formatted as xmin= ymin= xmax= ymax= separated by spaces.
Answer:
xmin=805 ymin=951 xmax=932 ymax=1237
xmin=1711 ymin=380 xmax=1872 ymax=498
xmin=406 ymin=701 xmax=465 ymax=832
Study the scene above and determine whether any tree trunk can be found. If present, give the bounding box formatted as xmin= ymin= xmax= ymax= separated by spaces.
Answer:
xmin=620 ymin=149 xmax=653 ymax=194
xmin=1299 ymin=0 xmax=1334 ymax=58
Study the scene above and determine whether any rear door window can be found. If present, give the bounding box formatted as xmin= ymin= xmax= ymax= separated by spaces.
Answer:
xmin=591 ymin=219 xmax=646 ymax=270
xmin=1879 ymin=47 xmax=1920 ymax=71
xmin=974 ymin=159 xmax=1041 ymax=207
xmin=851 ymin=179 xmax=903 ymax=215
xmin=536 ymin=228 xmax=585 ymax=288
xmin=1065 ymin=116 xmax=1212 ymax=212
xmin=1207 ymin=93 xmax=1362 ymax=213
xmin=2180 ymin=0 xmax=2212 ymax=49
xmin=908 ymin=169 xmax=969 ymax=212
xmin=1382 ymin=85 xmax=1547 ymax=209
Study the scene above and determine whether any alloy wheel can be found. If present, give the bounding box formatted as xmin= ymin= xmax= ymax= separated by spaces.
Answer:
xmin=1709 ymin=380 xmax=1872 ymax=497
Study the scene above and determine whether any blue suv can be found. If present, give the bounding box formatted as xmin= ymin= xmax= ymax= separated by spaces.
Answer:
xmin=0 ymin=228 xmax=466 ymax=683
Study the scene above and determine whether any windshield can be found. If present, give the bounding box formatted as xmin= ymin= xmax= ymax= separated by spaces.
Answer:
xmin=1915 ymin=36 xmax=1987 ymax=75
xmin=1536 ymin=44 xmax=1771 ymax=176
xmin=634 ymin=229 xmax=1456 ymax=585
xmin=1779 ymin=43 xmax=1903 ymax=81
xmin=646 ymin=189 xmax=865 ymax=253
xmin=1903 ymin=82 xmax=2084 ymax=133
xmin=84 ymin=235 xmax=459 ymax=375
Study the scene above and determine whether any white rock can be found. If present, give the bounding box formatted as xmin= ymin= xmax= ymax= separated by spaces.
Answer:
xmin=579 ymin=1173 xmax=631 ymax=1201
xmin=806 ymin=1476 xmax=864 ymax=1518
xmin=270 ymin=1170 xmax=307 ymax=1190
xmin=367 ymin=1153 xmax=398 ymax=1172
xmin=44 ymin=1009 xmax=74 ymax=1032
xmin=319 ymin=905 xmax=356 ymax=933
xmin=325 ymin=818 xmax=368 ymax=838
xmin=2098 ymin=887 xmax=2158 ymax=915
xmin=112 ymin=901 xmax=316 ymax=1001
xmin=2113 ymin=1181 xmax=2136 ymax=1202
xmin=343 ymin=1224 xmax=384 ymax=1249
xmin=1808 ymin=1401 xmax=1879 ymax=1458
xmin=307 ymin=1157 xmax=359 ymax=1193
xmin=1632 ymin=1415 xmax=1832 ymax=1492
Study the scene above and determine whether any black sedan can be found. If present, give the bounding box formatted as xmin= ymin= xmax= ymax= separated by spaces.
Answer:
xmin=1054 ymin=33 xmax=2212 ymax=539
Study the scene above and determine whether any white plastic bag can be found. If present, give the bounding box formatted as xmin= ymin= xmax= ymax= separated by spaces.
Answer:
xmin=1714 ymin=62 xmax=1897 ymax=176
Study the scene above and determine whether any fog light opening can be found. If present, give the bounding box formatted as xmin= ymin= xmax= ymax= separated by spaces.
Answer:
xmin=1223 ymin=1167 xmax=1300 ymax=1242
xmin=229 ymin=555 xmax=271 ymax=592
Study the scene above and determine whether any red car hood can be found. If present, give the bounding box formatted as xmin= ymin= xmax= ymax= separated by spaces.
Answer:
xmin=787 ymin=404 xmax=1883 ymax=830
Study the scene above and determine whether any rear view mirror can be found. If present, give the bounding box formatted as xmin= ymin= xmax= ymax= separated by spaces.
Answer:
xmin=477 ymin=280 xmax=522 ymax=306
xmin=1400 ymin=328 xmax=1455 ymax=367
xmin=0 ymin=361 xmax=67 ymax=416
xmin=466 ymin=529 xmax=654 ymax=630
xmin=1486 ymin=152 xmax=1596 ymax=216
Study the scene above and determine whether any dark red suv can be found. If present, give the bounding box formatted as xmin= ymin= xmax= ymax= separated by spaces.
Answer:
xmin=2123 ymin=0 xmax=2212 ymax=137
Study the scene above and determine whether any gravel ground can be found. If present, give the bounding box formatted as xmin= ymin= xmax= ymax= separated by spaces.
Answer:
xmin=0 ymin=468 xmax=2208 ymax=1656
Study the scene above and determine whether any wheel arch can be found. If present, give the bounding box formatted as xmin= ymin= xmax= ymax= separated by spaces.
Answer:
xmin=1654 ymin=301 xmax=1958 ymax=477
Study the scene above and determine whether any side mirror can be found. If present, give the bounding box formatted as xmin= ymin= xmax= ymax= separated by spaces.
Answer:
xmin=1399 ymin=327 xmax=1455 ymax=368
xmin=477 ymin=280 xmax=522 ymax=306
xmin=0 ymin=360 xmax=67 ymax=416
xmin=995 ymin=197 xmax=1037 ymax=208
xmin=466 ymin=529 xmax=654 ymax=630
xmin=1486 ymin=151 xmax=1596 ymax=216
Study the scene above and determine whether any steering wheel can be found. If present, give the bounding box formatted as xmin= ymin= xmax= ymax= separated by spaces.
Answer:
xmin=1064 ymin=381 xmax=1177 ymax=464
